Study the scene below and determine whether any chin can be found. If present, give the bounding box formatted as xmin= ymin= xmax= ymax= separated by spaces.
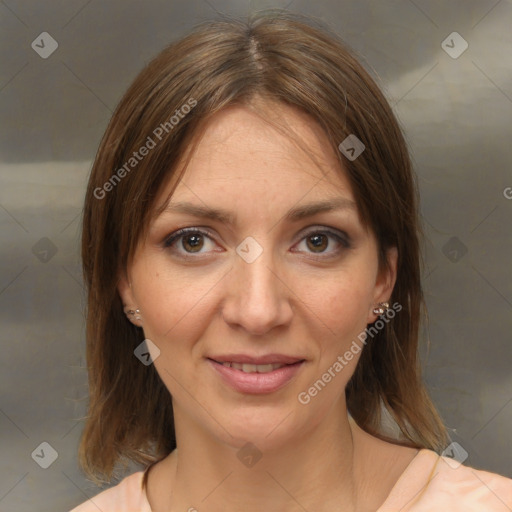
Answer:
xmin=213 ymin=405 xmax=304 ymax=451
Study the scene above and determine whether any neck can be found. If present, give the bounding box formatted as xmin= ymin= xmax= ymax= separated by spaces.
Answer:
xmin=152 ymin=399 xmax=370 ymax=512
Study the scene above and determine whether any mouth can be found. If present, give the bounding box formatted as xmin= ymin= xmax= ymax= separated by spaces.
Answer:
xmin=207 ymin=357 xmax=306 ymax=394
xmin=209 ymin=359 xmax=305 ymax=373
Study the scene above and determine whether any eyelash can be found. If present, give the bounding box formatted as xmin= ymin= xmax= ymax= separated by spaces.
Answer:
xmin=163 ymin=226 xmax=351 ymax=260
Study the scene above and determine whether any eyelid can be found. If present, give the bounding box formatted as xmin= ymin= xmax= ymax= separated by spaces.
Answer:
xmin=163 ymin=224 xmax=351 ymax=257
xmin=297 ymin=225 xmax=351 ymax=246
xmin=162 ymin=226 xmax=217 ymax=248
xmin=290 ymin=227 xmax=351 ymax=259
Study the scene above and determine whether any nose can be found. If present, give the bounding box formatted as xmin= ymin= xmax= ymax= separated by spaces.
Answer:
xmin=221 ymin=241 xmax=293 ymax=336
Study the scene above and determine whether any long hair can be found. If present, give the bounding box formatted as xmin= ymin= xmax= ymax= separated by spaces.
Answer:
xmin=80 ymin=10 xmax=447 ymax=485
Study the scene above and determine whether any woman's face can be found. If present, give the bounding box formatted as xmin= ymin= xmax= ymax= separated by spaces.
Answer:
xmin=118 ymin=101 xmax=397 ymax=451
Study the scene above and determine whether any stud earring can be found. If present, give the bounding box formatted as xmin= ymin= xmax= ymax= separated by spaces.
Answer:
xmin=372 ymin=302 xmax=389 ymax=315
xmin=125 ymin=308 xmax=142 ymax=321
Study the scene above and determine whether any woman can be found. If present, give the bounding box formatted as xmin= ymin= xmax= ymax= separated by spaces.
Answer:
xmin=72 ymin=11 xmax=512 ymax=511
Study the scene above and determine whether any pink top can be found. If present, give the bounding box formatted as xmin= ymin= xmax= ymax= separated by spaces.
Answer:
xmin=70 ymin=449 xmax=512 ymax=511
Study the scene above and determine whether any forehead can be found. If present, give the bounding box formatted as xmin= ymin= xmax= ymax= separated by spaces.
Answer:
xmin=153 ymin=101 xmax=358 ymax=221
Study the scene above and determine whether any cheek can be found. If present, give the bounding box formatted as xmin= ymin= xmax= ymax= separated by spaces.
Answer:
xmin=303 ymin=268 xmax=375 ymax=341
xmin=131 ymin=263 xmax=219 ymax=397
xmin=132 ymin=258 xmax=223 ymax=343
xmin=297 ymin=274 xmax=375 ymax=402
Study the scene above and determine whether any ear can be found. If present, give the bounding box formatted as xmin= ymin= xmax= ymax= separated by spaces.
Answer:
xmin=117 ymin=270 xmax=142 ymax=326
xmin=368 ymin=246 xmax=398 ymax=323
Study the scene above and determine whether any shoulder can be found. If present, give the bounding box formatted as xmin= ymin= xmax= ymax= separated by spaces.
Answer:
xmin=381 ymin=449 xmax=512 ymax=511
xmin=426 ymin=453 xmax=512 ymax=511
xmin=69 ymin=471 xmax=151 ymax=512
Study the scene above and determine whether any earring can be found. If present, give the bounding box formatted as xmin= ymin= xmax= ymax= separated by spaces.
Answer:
xmin=125 ymin=308 xmax=142 ymax=321
xmin=372 ymin=302 xmax=389 ymax=315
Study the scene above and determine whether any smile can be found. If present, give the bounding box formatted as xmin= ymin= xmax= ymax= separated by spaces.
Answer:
xmin=208 ymin=358 xmax=305 ymax=394
xmin=215 ymin=361 xmax=288 ymax=373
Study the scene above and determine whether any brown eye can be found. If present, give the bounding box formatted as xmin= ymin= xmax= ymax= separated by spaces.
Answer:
xmin=181 ymin=233 xmax=204 ymax=253
xmin=292 ymin=228 xmax=351 ymax=259
xmin=306 ymin=233 xmax=329 ymax=253
xmin=163 ymin=228 xmax=217 ymax=256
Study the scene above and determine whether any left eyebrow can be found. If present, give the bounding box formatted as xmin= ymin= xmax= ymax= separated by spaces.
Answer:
xmin=156 ymin=197 xmax=357 ymax=226
xmin=283 ymin=197 xmax=357 ymax=222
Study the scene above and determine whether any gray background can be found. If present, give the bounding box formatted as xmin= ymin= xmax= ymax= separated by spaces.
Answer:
xmin=1 ymin=0 xmax=511 ymax=510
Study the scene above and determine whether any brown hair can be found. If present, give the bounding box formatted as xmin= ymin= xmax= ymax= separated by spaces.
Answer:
xmin=80 ymin=10 xmax=447 ymax=485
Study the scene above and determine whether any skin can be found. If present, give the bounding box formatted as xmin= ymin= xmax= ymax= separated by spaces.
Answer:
xmin=118 ymin=99 xmax=418 ymax=512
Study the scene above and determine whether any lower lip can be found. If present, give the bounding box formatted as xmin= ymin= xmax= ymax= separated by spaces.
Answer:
xmin=208 ymin=359 xmax=305 ymax=394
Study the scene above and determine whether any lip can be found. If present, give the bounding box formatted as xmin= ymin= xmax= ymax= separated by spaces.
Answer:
xmin=207 ymin=358 xmax=305 ymax=394
xmin=209 ymin=353 xmax=304 ymax=365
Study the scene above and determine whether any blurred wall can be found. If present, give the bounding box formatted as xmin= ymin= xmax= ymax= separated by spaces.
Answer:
xmin=0 ymin=1 xmax=511 ymax=510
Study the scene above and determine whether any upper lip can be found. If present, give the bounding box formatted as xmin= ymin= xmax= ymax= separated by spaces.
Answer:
xmin=209 ymin=354 xmax=305 ymax=365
